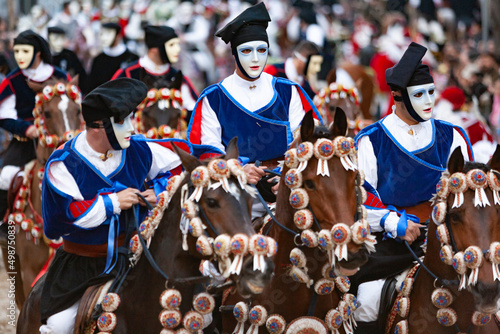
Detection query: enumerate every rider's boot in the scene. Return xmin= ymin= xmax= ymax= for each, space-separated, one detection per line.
xmin=0 ymin=189 xmax=9 ymax=247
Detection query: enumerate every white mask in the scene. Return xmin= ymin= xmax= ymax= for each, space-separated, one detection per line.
xmin=406 ymin=83 xmax=436 ymax=121
xmin=307 ymin=55 xmax=323 ymax=78
xmin=111 ymin=114 xmax=134 ymax=149
xmin=165 ymin=38 xmax=181 ymax=64
xmin=14 ymin=44 xmax=35 ymax=69
xmin=236 ymin=41 xmax=269 ymax=79
xmin=100 ymin=28 xmax=117 ymax=48
xmin=48 ymin=34 xmax=65 ymax=53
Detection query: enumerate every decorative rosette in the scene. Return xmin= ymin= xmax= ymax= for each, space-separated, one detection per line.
xmin=284 ymin=169 xmax=303 ymax=189
xmin=182 ymin=200 xmax=197 ymax=219
xmin=31 ymin=225 xmax=41 ymax=243
xmin=313 ymin=138 xmax=334 ymax=176
xmin=436 ymin=224 xmax=450 ymax=245
xmin=267 ymin=237 xmax=278 ymax=257
xmin=195 ymin=235 xmax=213 ymax=256
xmin=301 ymin=229 xmax=319 ymax=248
xmin=338 ymin=300 xmax=355 ymax=333
xmin=466 ymin=169 xmax=490 ymax=207
xmin=335 ymin=276 xmax=351 ymax=293
xmin=399 ymin=278 xmax=414 ymax=297
xmin=357 ymin=169 xmax=365 ymax=186
xmin=42 ymin=85 xmax=54 ymax=101
xmin=266 ymin=314 xmax=286 ymax=334
xmin=167 ymin=174 xmax=184 ymax=199
xmin=331 ymin=223 xmax=351 ymax=261
xmin=285 ymin=317 xmax=328 ymax=334
xmin=436 ymin=308 xmax=457 ymax=326
xmin=394 ymin=320 xmax=408 ymax=334
xmin=294 ymin=209 xmax=313 ymax=230
xmin=14 ymin=213 xmax=25 ymax=224
xmin=487 ymin=171 xmax=500 ymax=205
xmin=452 ymin=251 xmax=467 ymax=290
xmin=147 ymin=128 xmax=158 ymax=139
xmin=208 ymin=159 xmax=231 ymax=192
xmin=229 ymin=234 xmax=249 ymax=275
xmin=213 ymin=234 xmax=231 ymax=257
xmin=139 ymin=219 xmax=154 ymax=240
xmin=188 ymin=217 xmax=205 ymax=237
xmin=63 ymin=130 xmax=74 ymax=142
xmin=358 ymin=186 xmax=367 ymax=204
xmin=160 ymin=329 xmax=176 ymax=334
xmin=227 ymin=159 xmax=247 ymax=189
xmin=431 ymin=202 xmax=447 ymax=225
xmin=192 ymin=293 xmax=215 ymax=315
xmin=322 ymin=263 xmax=336 ymax=281
xmin=471 ymin=311 xmax=492 ymax=326
xmin=159 ymin=125 xmax=172 ymax=138
xmin=343 ymin=293 xmax=359 ymax=310
xmin=183 ymin=311 xmax=204 ymax=333
xmin=296 ymin=142 xmax=314 ymax=172
xmin=247 ymin=305 xmax=268 ymax=334
xmin=436 ymin=177 xmax=450 ymax=199
xmin=489 ymin=242 xmax=500 ymax=281
xmin=318 ymin=229 xmax=335 ymax=265
xmin=448 ymin=172 xmax=467 ymax=208
xmin=290 ymin=248 xmax=307 ymax=268
xmin=233 ymin=302 xmax=249 ymax=334
xmin=431 ymin=288 xmax=453 ymax=309
xmin=314 ymin=278 xmax=335 ymax=295
xmin=333 ymin=136 xmax=356 ymax=171
xmin=439 ymin=245 xmax=453 ymax=265
xmin=160 ymin=289 xmax=182 ymax=310
xmin=325 ymin=308 xmax=343 ymax=334
xmin=101 ymin=293 xmax=121 ymax=312
xmin=284 ymin=148 xmax=299 ymax=169
xmin=189 ymin=166 xmax=210 ymax=202
xmin=175 ymin=329 xmax=191 ymax=334
xmin=97 ymin=312 xmax=117 ymax=332
xmin=289 ymin=188 xmax=309 ymax=209
xmin=21 ymin=218 xmax=33 ymax=232
xmin=396 ymin=297 xmax=410 ymax=318
xmin=464 ymin=245 xmax=483 ymax=286
xmin=288 ymin=266 xmax=313 ymax=287
xmin=351 ymin=220 xmax=376 ymax=253
xmin=249 ymin=234 xmax=269 ymax=271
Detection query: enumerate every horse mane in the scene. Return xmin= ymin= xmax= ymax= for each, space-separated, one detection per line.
xmin=462 ymin=161 xmax=491 ymax=173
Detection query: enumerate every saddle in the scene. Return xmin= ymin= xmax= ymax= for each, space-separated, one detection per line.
xmin=74 ymin=280 xmax=113 ymax=334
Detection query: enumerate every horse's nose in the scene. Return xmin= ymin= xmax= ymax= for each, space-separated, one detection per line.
xmin=471 ymin=281 xmax=500 ymax=313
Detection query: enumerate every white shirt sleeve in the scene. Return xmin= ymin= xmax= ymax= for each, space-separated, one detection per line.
xmin=181 ymin=82 xmax=197 ymax=111
xmin=47 ymin=161 xmax=120 ymax=229
xmin=199 ymin=96 xmax=226 ymax=152
xmin=146 ymin=141 xmax=182 ymax=181
xmin=289 ymin=86 xmax=306 ymax=134
xmin=450 ymin=128 xmax=472 ymax=162
xmin=0 ymin=95 xmax=17 ymax=120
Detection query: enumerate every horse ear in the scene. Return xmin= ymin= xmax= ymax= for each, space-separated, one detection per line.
xmin=488 ymin=144 xmax=500 ymax=171
xmin=300 ymin=111 xmax=315 ymax=142
xmin=448 ymin=147 xmax=465 ymax=174
xmin=172 ymin=71 xmax=183 ymax=90
xmin=225 ymin=137 xmax=239 ymax=160
xmin=172 ymin=143 xmax=201 ymax=172
xmin=69 ymin=74 xmax=79 ymax=87
xmin=27 ymin=80 xmax=44 ymax=93
xmin=326 ymin=68 xmax=336 ymax=85
xmin=330 ymin=107 xmax=348 ymax=138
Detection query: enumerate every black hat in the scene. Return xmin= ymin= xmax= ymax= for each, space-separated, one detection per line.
xmin=385 ymin=42 xmax=433 ymax=90
xmin=144 ymin=25 xmax=178 ymax=49
xmin=102 ymin=22 xmax=121 ymax=34
xmin=215 ymin=2 xmax=271 ymax=49
xmin=82 ymin=78 xmax=147 ymax=124
xmin=47 ymin=26 xmax=66 ymax=35
xmin=14 ymin=30 xmax=52 ymax=65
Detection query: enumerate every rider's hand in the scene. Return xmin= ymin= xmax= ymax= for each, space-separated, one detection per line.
xmin=401 ymin=221 xmax=425 ymax=244
xmin=116 ymin=188 xmax=140 ymax=210
xmin=243 ymin=163 xmax=267 ymax=185
xmin=25 ymin=125 xmax=38 ymax=139
xmin=138 ymin=188 xmax=157 ymax=207
xmin=269 ymin=176 xmax=280 ymax=195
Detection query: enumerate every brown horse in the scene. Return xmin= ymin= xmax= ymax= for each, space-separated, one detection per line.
xmin=222 ymin=110 xmax=372 ymax=333
xmin=135 ymin=71 xmax=187 ymax=139
xmin=18 ymin=138 xmax=275 ymax=333
xmin=1 ymin=75 xmax=82 ymax=309
xmin=387 ymin=147 xmax=500 ymax=333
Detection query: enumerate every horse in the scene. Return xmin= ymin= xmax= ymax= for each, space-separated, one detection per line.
xmin=387 ymin=147 xmax=500 ymax=333
xmin=18 ymin=138 xmax=276 ymax=333
xmin=135 ymin=71 xmax=188 ymax=139
xmin=1 ymin=75 xmax=82 ymax=309
xmin=222 ymin=109 xmax=374 ymax=333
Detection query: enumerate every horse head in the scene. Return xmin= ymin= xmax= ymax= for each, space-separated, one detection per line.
xmin=173 ymin=138 xmax=275 ymax=299
xmin=27 ymin=75 xmax=82 ymax=162
xmin=137 ymin=71 xmax=186 ymax=139
xmin=438 ymin=146 xmax=500 ymax=314
xmin=278 ymin=109 xmax=371 ymax=276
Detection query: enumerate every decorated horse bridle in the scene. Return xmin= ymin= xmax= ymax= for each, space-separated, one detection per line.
xmin=393 ymin=168 xmax=500 ymax=333
xmin=95 ymin=158 xmax=277 ymax=333
xmin=134 ymin=87 xmax=187 ymax=139
xmin=33 ymin=82 xmax=83 ymax=148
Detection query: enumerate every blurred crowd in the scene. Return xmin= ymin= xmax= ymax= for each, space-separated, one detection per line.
xmin=0 ymin=0 xmax=499 ymax=160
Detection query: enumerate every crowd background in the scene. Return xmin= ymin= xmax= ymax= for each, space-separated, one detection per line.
xmin=0 ymin=0 xmax=498 ymax=160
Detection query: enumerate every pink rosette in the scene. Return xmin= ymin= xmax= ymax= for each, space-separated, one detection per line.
xmin=431 ymin=288 xmax=453 ymax=309
xmin=394 ymin=320 xmax=408 ymax=334
xmin=436 ymin=308 xmax=457 ymax=326
xmin=229 ymin=234 xmax=249 ymax=275
xmin=188 ymin=217 xmax=204 ymax=237
xmin=189 ymin=166 xmax=210 ymax=202
xmin=314 ymin=278 xmax=335 ymax=295
xmin=464 ymin=245 xmax=483 ymax=286
xmin=487 ymin=171 xmax=500 ymax=205
xmin=289 ymin=188 xmax=310 ymax=209
xmin=183 ymin=311 xmax=204 ymax=333
xmin=182 ymin=200 xmax=197 ymax=219
xmin=432 ymin=202 xmax=447 ymax=225
xmin=284 ymin=148 xmax=299 ymax=169
xmin=448 ymin=172 xmax=467 ymax=208
xmin=439 ymin=245 xmax=453 ymax=265
xmin=97 ymin=312 xmax=117 ymax=331
xmin=249 ymin=235 xmax=269 ymax=271
xmin=193 ymin=292 xmax=215 ymax=315
xmin=436 ymin=177 xmax=450 ymax=198
xmin=335 ymin=276 xmax=351 ymax=293
xmin=396 ymin=297 xmax=410 ymax=318
xmin=266 ymin=314 xmax=286 ymax=334
xmin=301 ymin=229 xmax=319 ymax=248
xmin=472 ymin=311 xmax=492 ymax=326
xmin=195 ymin=235 xmax=213 ymax=256
xmin=436 ymin=224 xmax=450 ymax=245
xmin=452 ymin=251 xmax=467 ymax=290
xmin=213 ymin=234 xmax=231 ymax=257
xmin=101 ymin=293 xmax=121 ymax=312
xmin=314 ymin=138 xmax=334 ymax=176
xmin=284 ymin=169 xmax=303 ymax=189
xmin=294 ymin=209 xmax=313 ymax=230
xmin=160 ymin=289 xmax=182 ymax=310
xmin=466 ymin=169 xmax=490 ymax=207
xmin=489 ymin=242 xmax=500 ymax=281
xmin=289 ymin=248 xmax=307 ymax=268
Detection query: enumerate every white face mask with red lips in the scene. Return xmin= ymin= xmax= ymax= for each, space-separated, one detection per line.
xmin=406 ymin=83 xmax=436 ymax=121
xmin=236 ymin=41 xmax=269 ymax=79
xmin=110 ymin=114 xmax=134 ymax=149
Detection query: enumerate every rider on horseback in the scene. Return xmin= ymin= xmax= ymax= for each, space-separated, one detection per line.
xmin=352 ymin=42 xmax=474 ymax=333
xmin=39 ymin=78 xmax=183 ymax=334
xmin=0 ymin=30 xmax=69 ymax=242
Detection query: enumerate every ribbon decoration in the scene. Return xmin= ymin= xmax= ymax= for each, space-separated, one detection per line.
xmin=487 ymin=171 xmax=500 ymax=205
xmin=229 ymin=234 xmax=249 ymax=275
xmin=314 ymin=138 xmax=335 ymax=176
xmin=449 ymin=172 xmax=467 ymax=208
xmin=296 ymin=142 xmax=314 ymax=173
xmin=189 ymin=166 xmax=210 ymax=202
xmin=246 ymin=305 xmax=267 ymax=334
xmin=466 ymin=169 xmax=490 ymax=207
xmin=490 ymin=242 xmax=500 ymax=282
xmin=208 ymin=159 xmax=231 ymax=192
xmin=333 ymin=136 xmax=357 ymax=172
xmin=249 ymin=235 xmax=268 ymax=272
xmin=233 ymin=302 xmax=249 ymax=334
xmin=464 ymin=246 xmax=483 ymax=286
xmin=331 ymin=223 xmax=351 ymax=261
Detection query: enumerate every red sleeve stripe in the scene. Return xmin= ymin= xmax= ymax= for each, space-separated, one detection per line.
xmin=188 ymin=100 xmax=204 ymax=144
xmin=69 ymin=198 xmax=97 ymax=218
xmin=169 ymin=165 xmax=183 ymax=176
xmin=454 ymin=126 xmax=474 ymax=161
xmin=364 ymin=192 xmax=386 ymax=209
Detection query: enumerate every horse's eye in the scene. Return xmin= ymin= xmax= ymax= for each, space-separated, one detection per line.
xmin=205 ymin=198 xmax=219 ymax=208
xmin=448 ymin=211 xmax=462 ymax=224
xmin=304 ymin=180 xmax=315 ymax=190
